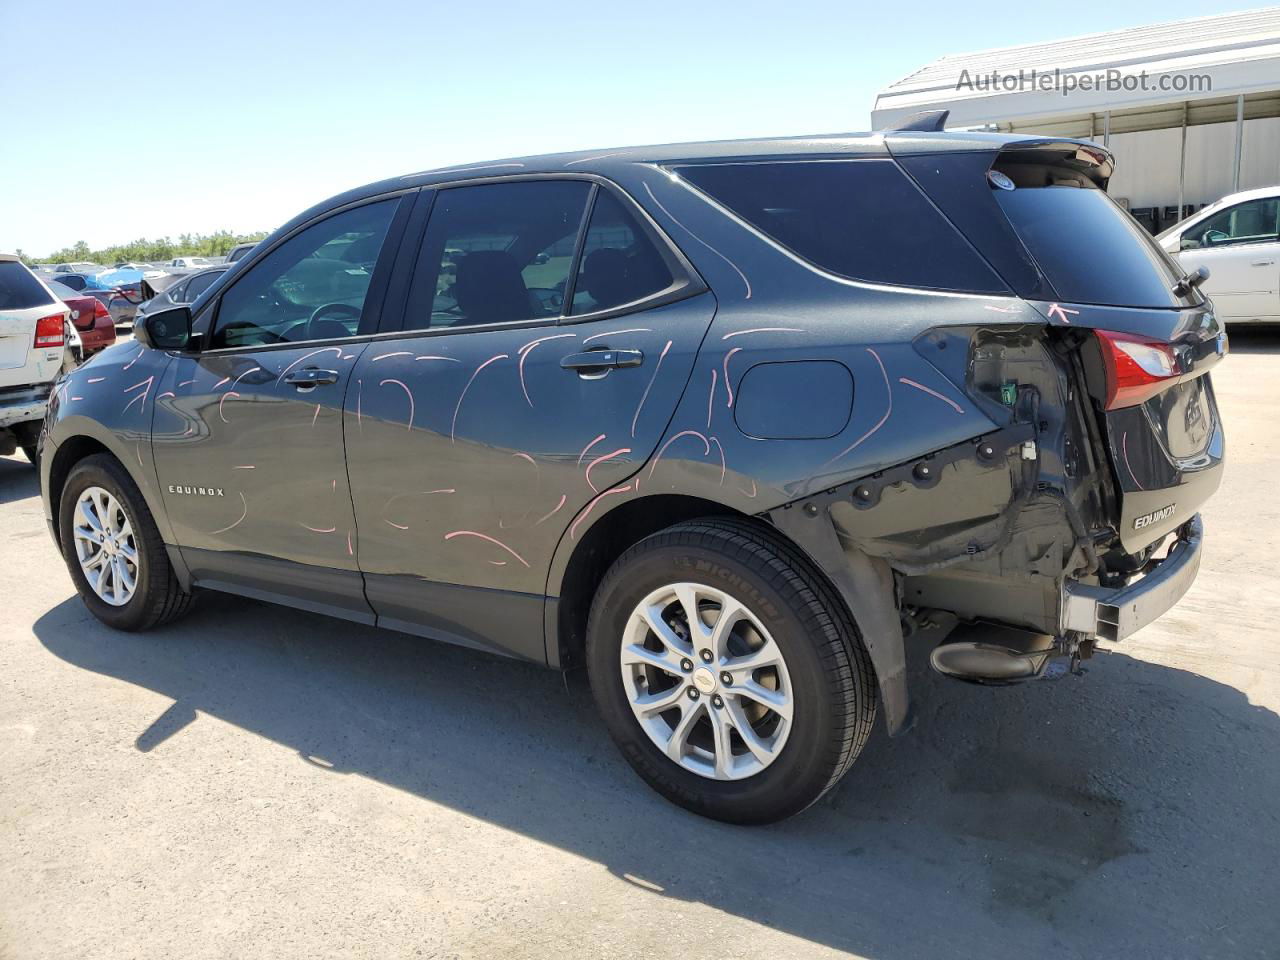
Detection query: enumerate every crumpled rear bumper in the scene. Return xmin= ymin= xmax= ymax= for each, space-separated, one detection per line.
xmin=1062 ymin=515 xmax=1203 ymax=642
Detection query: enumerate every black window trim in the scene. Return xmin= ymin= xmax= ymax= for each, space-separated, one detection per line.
xmin=190 ymin=190 xmax=416 ymax=356
xmin=377 ymin=172 xmax=708 ymax=341
xmin=663 ymin=157 xmax=1017 ymax=302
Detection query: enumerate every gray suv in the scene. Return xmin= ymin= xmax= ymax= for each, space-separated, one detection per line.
xmin=39 ymin=123 xmax=1225 ymax=823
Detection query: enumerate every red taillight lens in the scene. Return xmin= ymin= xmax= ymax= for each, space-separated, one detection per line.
xmin=93 ymin=299 xmax=111 ymax=320
xmin=1096 ymin=329 xmax=1182 ymax=409
xmin=34 ymin=314 xmax=66 ymax=348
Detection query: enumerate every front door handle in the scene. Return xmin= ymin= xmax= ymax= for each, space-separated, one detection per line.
xmin=284 ymin=368 xmax=340 ymax=387
xmin=1251 ymin=259 xmax=1276 ymax=266
xmin=560 ymin=349 xmax=644 ymax=372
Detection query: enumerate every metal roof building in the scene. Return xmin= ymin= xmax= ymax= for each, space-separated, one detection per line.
xmin=872 ymin=7 xmax=1280 ymax=231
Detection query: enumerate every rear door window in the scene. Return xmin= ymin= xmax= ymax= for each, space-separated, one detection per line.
xmin=673 ymin=159 xmax=1008 ymax=294
xmin=404 ymin=180 xmax=591 ymax=330
xmin=0 ymin=262 xmax=56 ymax=309
xmin=570 ymin=189 xmax=676 ymax=314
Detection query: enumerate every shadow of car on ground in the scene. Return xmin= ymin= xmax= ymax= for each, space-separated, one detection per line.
xmin=33 ymin=591 xmax=1280 ymax=959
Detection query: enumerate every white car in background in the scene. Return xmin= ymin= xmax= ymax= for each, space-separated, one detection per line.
xmin=1159 ymin=186 xmax=1280 ymax=323
xmin=168 ymin=256 xmax=213 ymax=269
xmin=0 ymin=255 xmax=70 ymax=466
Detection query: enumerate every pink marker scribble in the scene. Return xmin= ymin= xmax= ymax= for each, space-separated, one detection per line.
xmin=1046 ymin=303 xmax=1080 ymax=324
xmin=825 ymin=347 xmax=892 ymax=466
xmin=178 ymin=379 xmax=196 ymax=388
xmin=444 ymin=531 xmax=530 ymax=568
xmin=452 ymin=354 xmax=508 ymax=442
xmin=720 ymin=327 xmax=803 ymax=340
xmin=582 ymin=327 xmax=652 ymax=345
xmin=347 ymin=531 xmax=354 ymax=556
xmin=371 ymin=351 xmax=413 ymax=362
xmin=212 ymin=376 xmax=231 ymax=389
xmin=489 ymin=560 xmax=508 ymax=566
xmin=218 ymin=392 xmax=239 ymax=424
xmin=722 ymin=348 xmax=743 ymax=407
xmin=571 ymin=483 xmax=633 ymax=540
xmin=122 ymin=376 xmax=154 ymax=415
xmin=300 ymin=523 xmax=337 ymax=534
xmin=356 ymin=379 xmax=363 ymax=430
xmin=898 ymin=377 xmax=964 ymax=414
xmin=984 ymin=304 xmax=1020 ymax=315
xmin=135 ymin=442 xmax=144 ymax=468
xmin=648 ymin=430 xmax=710 ymax=478
xmin=585 ymin=447 xmax=631 ymax=493
xmin=535 ymin=494 xmax=567 ymax=526
xmin=384 ymin=519 xmax=410 ymax=531
xmin=379 ymin=378 xmax=416 ymax=431
xmin=414 ymin=355 xmax=460 ymax=363
xmin=209 ymin=492 xmax=248 ymax=535
xmin=233 ymin=465 xmax=255 ymax=470
xmin=706 ymin=368 xmax=717 ymax=428
xmin=631 ymin=340 xmax=672 ymax=438
xmin=517 ymin=333 xmax=576 ymax=407
xmin=122 ymin=345 xmax=144 ymax=371
xmin=311 ymin=403 xmax=321 ymax=427
xmin=709 ymin=436 xmax=726 ymax=486
xmin=1122 ymin=431 xmax=1145 ymax=490
xmin=157 ymin=391 xmax=175 ymax=401
xmin=642 ymin=183 xmax=751 ymax=300
xmin=738 ymin=478 xmax=758 ymax=498
xmin=275 ymin=346 xmax=344 ymax=386
xmin=578 ymin=433 xmax=607 ymax=467
xmin=87 ymin=377 xmax=106 ymax=384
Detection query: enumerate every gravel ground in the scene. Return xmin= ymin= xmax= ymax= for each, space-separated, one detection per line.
xmin=2 ymin=331 xmax=1278 ymax=960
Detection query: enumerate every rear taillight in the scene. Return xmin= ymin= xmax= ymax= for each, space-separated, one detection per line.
xmin=1096 ymin=329 xmax=1182 ymax=409
xmin=93 ymin=299 xmax=111 ymax=320
xmin=34 ymin=314 xmax=66 ymax=348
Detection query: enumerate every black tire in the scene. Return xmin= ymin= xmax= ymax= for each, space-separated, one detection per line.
xmin=587 ymin=517 xmax=878 ymax=824
xmin=21 ymin=443 xmax=39 ymax=468
xmin=58 ymin=453 xmax=194 ymax=631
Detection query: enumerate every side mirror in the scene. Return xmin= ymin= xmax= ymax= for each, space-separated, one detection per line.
xmin=136 ymin=306 xmax=193 ymax=350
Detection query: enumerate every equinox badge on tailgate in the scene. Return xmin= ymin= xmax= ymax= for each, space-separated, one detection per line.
xmin=1135 ymin=503 xmax=1176 ymax=529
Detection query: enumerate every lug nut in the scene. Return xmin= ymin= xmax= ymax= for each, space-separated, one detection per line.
xmin=700 ymin=649 xmax=713 ymax=663
xmin=720 ymin=672 xmax=733 ymax=685
xmin=712 ymin=695 xmax=723 ymax=708
xmin=680 ymin=658 xmax=693 ymax=673
xmin=687 ymin=688 xmax=700 ymax=701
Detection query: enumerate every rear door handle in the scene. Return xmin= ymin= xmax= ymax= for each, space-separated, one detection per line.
xmin=1251 ymin=259 xmax=1276 ymax=266
xmin=284 ymin=368 xmax=340 ymax=388
xmin=560 ymin=349 xmax=644 ymax=371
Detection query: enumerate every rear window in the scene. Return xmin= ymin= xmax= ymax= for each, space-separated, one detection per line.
xmin=992 ymin=174 xmax=1187 ymax=308
xmin=672 ymin=159 xmax=1008 ymax=294
xmin=0 ymin=261 xmax=55 ymax=310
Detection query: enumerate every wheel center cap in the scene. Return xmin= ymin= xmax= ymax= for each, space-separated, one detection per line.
xmin=692 ymin=667 xmax=717 ymax=695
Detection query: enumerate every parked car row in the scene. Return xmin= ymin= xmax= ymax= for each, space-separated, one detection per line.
xmin=0 ymin=255 xmax=81 ymax=465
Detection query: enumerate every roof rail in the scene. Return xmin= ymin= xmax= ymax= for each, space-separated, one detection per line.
xmin=889 ymin=109 xmax=950 ymax=132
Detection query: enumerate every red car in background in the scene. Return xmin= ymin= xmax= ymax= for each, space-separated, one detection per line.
xmin=45 ymin=279 xmax=117 ymax=355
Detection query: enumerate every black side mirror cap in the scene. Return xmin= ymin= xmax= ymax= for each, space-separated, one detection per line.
xmin=136 ymin=306 xmax=193 ymax=350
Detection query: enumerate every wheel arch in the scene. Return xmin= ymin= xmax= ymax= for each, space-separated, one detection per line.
xmin=45 ymin=418 xmax=174 ymax=553
xmin=545 ymin=493 xmax=743 ymax=669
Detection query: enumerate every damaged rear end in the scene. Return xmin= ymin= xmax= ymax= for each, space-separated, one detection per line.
xmin=836 ymin=136 xmax=1225 ymax=684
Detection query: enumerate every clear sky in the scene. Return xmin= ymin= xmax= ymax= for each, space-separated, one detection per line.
xmin=0 ymin=0 xmax=1229 ymax=256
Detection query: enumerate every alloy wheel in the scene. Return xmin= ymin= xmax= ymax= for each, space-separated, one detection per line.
xmin=620 ymin=582 xmax=794 ymax=780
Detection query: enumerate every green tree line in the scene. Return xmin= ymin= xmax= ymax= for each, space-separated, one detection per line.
xmin=18 ymin=230 xmax=270 ymax=267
